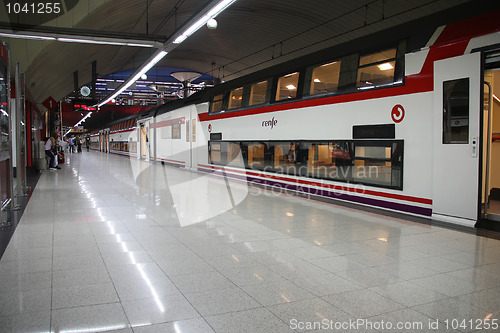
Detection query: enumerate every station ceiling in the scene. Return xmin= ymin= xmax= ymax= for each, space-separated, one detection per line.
xmin=0 ymin=0 xmax=497 ymax=109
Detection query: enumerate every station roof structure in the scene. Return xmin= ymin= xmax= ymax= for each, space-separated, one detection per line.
xmin=0 ymin=0 xmax=498 ymax=128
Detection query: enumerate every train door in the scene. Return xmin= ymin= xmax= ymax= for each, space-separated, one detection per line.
xmin=99 ymin=130 xmax=104 ymax=152
xmin=432 ymin=52 xmax=481 ymax=227
xmin=185 ymin=107 xmax=194 ymax=169
xmin=482 ymin=61 xmax=500 ymax=222
xmin=139 ymin=122 xmax=147 ymax=160
xmin=105 ymin=130 xmax=110 ymax=153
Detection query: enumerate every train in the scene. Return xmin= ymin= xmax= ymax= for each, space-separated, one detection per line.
xmin=91 ymin=10 xmax=500 ymax=229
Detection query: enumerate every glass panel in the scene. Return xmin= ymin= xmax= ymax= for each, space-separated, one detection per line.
xmin=353 ymin=159 xmax=392 ymax=186
xmin=223 ymin=142 xmax=243 ymax=166
xmin=210 ymin=94 xmax=224 ymax=113
xmin=249 ymin=81 xmax=268 ymax=106
xmin=443 ymin=78 xmax=469 ymax=144
xmin=210 ymin=142 xmax=222 ymax=164
xmin=359 ymin=48 xmax=397 ymax=66
xmin=172 ymin=120 xmax=181 ymax=139
xmin=354 ymin=146 xmax=391 ymax=159
xmin=276 ymin=72 xmax=299 ymax=101
xmin=192 ymin=119 xmax=196 ymax=142
xmin=228 ymin=87 xmax=243 ymax=109
xmin=246 ymin=142 xmax=267 ymax=170
xmin=391 ymin=142 xmax=403 ymax=188
xmin=309 ymin=61 xmax=341 ymax=95
xmin=271 ymin=142 xmax=298 ymax=174
xmin=357 ymin=48 xmax=397 ymax=89
xmin=308 ymin=142 xmax=353 ymax=180
xmin=357 ymin=60 xmax=395 ymax=88
xmin=353 ymin=143 xmax=395 ymax=187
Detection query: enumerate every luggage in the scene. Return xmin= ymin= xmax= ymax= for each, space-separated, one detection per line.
xmin=58 ymin=151 xmax=65 ymax=163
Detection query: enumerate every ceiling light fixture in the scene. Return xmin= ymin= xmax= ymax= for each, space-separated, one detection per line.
xmin=378 ymin=62 xmax=394 ymax=71
xmin=173 ymin=0 xmax=237 ymax=44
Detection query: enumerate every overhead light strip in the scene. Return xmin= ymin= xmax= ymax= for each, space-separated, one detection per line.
xmin=0 ymin=31 xmax=159 ymax=47
xmin=0 ymin=32 xmax=55 ymax=40
xmin=173 ymin=0 xmax=237 ymax=44
xmin=58 ymin=37 xmax=127 ymax=46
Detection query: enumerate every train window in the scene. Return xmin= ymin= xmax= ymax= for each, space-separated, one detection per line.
xmin=357 ymin=48 xmax=397 ymax=89
xmin=308 ymin=142 xmax=353 ymax=181
xmin=209 ymin=142 xmax=242 ymax=166
xmin=228 ymin=87 xmax=244 ymax=109
xmin=210 ymin=140 xmax=402 ymax=190
xmin=353 ymin=141 xmax=402 ymax=188
xmin=276 ymin=72 xmax=299 ymax=101
xmin=226 ymin=142 xmax=243 ymax=166
xmin=209 ymin=142 xmax=222 ymax=164
xmin=244 ymin=142 xmax=268 ymax=170
xmin=249 ymin=80 xmax=268 ymax=106
xmin=172 ymin=120 xmax=181 ymax=139
xmin=443 ymin=78 xmax=469 ymax=144
xmin=305 ymin=61 xmax=341 ymax=96
xmin=192 ymin=119 xmax=196 ymax=142
xmin=270 ymin=142 xmax=298 ymax=173
xmin=210 ymin=94 xmax=225 ymax=113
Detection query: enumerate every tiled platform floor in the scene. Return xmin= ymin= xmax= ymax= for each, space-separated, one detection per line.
xmin=1 ymin=151 xmax=499 ymax=332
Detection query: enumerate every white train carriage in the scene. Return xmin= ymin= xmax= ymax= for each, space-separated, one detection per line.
xmin=108 ymin=118 xmax=138 ymax=157
xmin=89 ymin=131 xmax=100 ymax=151
xmin=107 ymin=10 xmax=500 ymax=229
xmin=150 ymin=102 xmax=207 ymax=169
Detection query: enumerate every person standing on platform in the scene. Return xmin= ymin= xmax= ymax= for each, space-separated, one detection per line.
xmin=76 ymin=136 xmax=82 ymax=153
xmin=86 ymin=135 xmax=90 ymax=152
xmin=44 ymin=134 xmax=60 ymax=170
xmin=68 ymin=135 xmax=74 ymax=153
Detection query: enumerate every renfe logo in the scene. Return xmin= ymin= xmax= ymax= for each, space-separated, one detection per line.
xmin=262 ymin=117 xmax=277 ymax=129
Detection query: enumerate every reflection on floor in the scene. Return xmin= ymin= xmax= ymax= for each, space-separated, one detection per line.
xmin=1 ymin=151 xmax=500 ymax=332
xmin=0 ymin=168 xmax=39 ymax=259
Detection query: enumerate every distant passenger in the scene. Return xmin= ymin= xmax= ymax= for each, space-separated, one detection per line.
xmin=86 ymin=136 xmax=90 ymax=151
xmin=76 ymin=136 xmax=82 ymax=153
xmin=68 ymin=135 xmax=75 ymax=153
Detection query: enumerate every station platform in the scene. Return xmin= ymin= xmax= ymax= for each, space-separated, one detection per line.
xmin=1 ymin=151 xmax=500 ymax=332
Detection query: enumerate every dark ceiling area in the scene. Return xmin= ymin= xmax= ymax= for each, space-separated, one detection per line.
xmin=0 ymin=0 xmax=498 ymax=130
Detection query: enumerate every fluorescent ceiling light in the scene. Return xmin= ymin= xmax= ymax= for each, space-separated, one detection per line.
xmin=0 ymin=31 xmax=158 ymax=47
xmin=127 ymin=43 xmax=154 ymax=48
xmin=173 ymin=0 xmax=237 ymax=44
xmin=378 ymin=62 xmax=393 ymax=71
xmin=58 ymin=37 xmax=126 ymax=46
xmin=314 ymin=79 xmax=321 ymax=83
xmin=0 ymin=32 xmax=55 ymax=40
xmin=286 ymin=85 xmax=296 ymax=90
